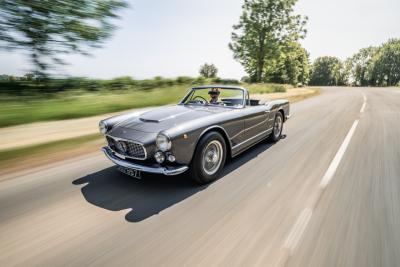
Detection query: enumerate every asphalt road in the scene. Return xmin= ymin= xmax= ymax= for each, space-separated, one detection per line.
xmin=1 ymin=87 xmax=399 ymax=267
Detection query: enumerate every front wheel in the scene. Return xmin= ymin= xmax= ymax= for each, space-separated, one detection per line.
xmin=268 ymin=112 xmax=283 ymax=142
xmin=190 ymin=132 xmax=227 ymax=184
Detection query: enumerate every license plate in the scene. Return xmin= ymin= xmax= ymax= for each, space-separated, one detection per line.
xmin=117 ymin=166 xmax=142 ymax=179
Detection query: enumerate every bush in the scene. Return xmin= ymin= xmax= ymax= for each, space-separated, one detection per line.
xmin=107 ymin=76 xmax=135 ymax=90
xmin=176 ymin=76 xmax=195 ymax=84
xmin=192 ymin=76 xmax=206 ymax=85
xmin=241 ymin=76 xmax=251 ymax=83
xmin=246 ymin=83 xmax=288 ymax=94
xmin=270 ymin=84 xmax=287 ymax=92
xmin=212 ymin=78 xmax=240 ymax=85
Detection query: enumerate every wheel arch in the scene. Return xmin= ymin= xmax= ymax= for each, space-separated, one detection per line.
xmin=278 ymin=109 xmax=285 ymax=122
xmin=196 ymin=126 xmax=232 ymax=159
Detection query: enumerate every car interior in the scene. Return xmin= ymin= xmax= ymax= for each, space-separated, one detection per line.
xmin=221 ymin=98 xmax=263 ymax=106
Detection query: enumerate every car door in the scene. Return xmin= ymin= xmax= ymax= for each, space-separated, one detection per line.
xmin=243 ymin=105 xmax=270 ymax=144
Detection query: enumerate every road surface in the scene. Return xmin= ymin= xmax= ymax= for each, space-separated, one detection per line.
xmin=1 ymin=87 xmax=399 ymax=267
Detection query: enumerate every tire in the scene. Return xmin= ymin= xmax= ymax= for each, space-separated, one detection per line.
xmin=190 ymin=132 xmax=227 ymax=184
xmin=268 ymin=112 xmax=284 ymax=142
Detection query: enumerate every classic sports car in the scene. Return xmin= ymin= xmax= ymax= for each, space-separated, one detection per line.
xmin=99 ymin=86 xmax=290 ymax=183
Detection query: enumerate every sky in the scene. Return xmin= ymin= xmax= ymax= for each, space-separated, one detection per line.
xmin=0 ymin=0 xmax=399 ymax=79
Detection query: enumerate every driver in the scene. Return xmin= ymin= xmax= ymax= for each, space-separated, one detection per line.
xmin=208 ymin=88 xmax=220 ymax=104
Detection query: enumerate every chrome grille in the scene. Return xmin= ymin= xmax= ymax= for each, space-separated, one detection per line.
xmin=106 ymin=136 xmax=146 ymax=160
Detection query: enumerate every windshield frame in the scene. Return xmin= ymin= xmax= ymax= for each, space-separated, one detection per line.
xmin=179 ymin=86 xmax=247 ymax=109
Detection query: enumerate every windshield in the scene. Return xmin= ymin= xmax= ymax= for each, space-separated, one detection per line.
xmin=181 ymin=88 xmax=245 ymax=108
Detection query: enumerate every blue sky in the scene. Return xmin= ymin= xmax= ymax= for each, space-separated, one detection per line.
xmin=1 ymin=0 xmax=399 ymax=79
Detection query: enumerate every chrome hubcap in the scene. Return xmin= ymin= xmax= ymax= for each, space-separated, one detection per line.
xmin=274 ymin=116 xmax=283 ymax=138
xmin=202 ymin=140 xmax=223 ymax=175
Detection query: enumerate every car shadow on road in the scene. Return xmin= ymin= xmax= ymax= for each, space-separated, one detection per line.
xmin=73 ymin=140 xmax=277 ymax=223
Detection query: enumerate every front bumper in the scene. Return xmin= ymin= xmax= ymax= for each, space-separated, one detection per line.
xmin=102 ymin=147 xmax=189 ymax=176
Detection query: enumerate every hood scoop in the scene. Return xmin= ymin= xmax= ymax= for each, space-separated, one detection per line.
xmin=139 ymin=118 xmax=159 ymax=123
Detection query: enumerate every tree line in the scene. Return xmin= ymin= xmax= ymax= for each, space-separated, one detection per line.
xmin=0 ymin=0 xmax=399 ymax=88
xmin=310 ymin=39 xmax=400 ymax=87
xmin=230 ymin=0 xmax=400 ymax=87
xmin=0 ymin=75 xmax=240 ymax=95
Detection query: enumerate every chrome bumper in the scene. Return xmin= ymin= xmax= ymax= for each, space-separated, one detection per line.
xmin=102 ymin=147 xmax=189 ymax=176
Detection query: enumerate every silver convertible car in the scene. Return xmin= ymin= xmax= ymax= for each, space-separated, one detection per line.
xmin=99 ymin=86 xmax=290 ymax=183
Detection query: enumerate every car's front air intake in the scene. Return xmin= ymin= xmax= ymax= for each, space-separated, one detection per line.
xmin=106 ymin=136 xmax=147 ymax=160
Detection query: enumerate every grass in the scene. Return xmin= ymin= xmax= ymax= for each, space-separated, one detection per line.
xmin=0 ymin=133 xmax=102 ymax=163
xmin=0 ymin=83 xmax=289 ymax=128
xmin=245 ymin=83 xmax=292 ymax=94
xmin=0 ymin=133 xmax=105 ymax=178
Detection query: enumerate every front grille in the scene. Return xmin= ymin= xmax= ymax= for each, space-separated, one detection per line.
xmin=106 ymin=136 xmax=146 ymax=160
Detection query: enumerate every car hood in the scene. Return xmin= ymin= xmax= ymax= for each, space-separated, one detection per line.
xmin=111 ymin=105 xmax=229 ymax=134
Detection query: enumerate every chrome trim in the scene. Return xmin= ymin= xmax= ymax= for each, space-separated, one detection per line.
xmin=106 ymin=135 xmax=147 ymax=160
xmin=232 ymin=128 xmax=272 ymax=150
xmin=246 ymin=117 xmax=269 ymax=131
xmin=231 ymin=117 xmax=270 ymax=141
xmin=99 ymin=120 xmax=108 ymax=135
xmin=102 ymin=147 xmax=189 ymax=176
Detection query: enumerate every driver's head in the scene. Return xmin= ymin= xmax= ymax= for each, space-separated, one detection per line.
xmin=208 ymin=88 xmax=220 ymax=103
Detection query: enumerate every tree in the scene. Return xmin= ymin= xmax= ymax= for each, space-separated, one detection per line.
xmin=269 ymin=41 xmax=310 ymax=85
xmin=229 ymin=0 xmax=307 ymax=83
xmin=310 ymin=56 xmax=345 ymax=86
xmin=369 ymin=39 xmax=400 ymax=86
xmin=345 ymin=46 xmax=377 ymax=86
xmin=199 ymin=63 xmax=218 ymax=78
xmin=23 ymin=73 xmax=35 ymax=81
xmin=0 ymin=0 xmax=127 ymax=76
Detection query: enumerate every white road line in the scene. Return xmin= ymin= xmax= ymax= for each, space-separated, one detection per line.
xmin=282 ymin=120 xmax=360 ymax=257
xmin=283 ymin=208 xmax=313 ymax=251
xmin=360 ymin=92 xmax=367 ymax=113
xmin=360 ymin=102 xmax=366 ymax=113
xmin=280 ymin=92 xmax=365 ymax=261
xmin=320 ymin=120 xmax=360 ymax=189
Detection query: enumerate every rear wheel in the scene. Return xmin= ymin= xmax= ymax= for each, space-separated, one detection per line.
xmin=190 ymin=132 xmax=227 ymax=184
xmin=268 ymin=112 xmax=283 ymax=142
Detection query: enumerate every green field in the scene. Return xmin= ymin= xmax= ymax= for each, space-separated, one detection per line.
xmin=0 ymin=83 xmax=289 ymax=128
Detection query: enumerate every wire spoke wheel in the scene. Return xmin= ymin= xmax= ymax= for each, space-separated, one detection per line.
xmin=273 ymin=115 xmax=283 ymax=139
xmin=202 ymin=140 xmax=223 ymax=176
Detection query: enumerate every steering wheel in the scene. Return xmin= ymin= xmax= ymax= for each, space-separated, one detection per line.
xmin=192 ymin=96 xmax=208 ymax=104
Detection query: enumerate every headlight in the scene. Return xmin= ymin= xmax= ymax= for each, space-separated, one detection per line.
xmin=156 ymin=133 xmax=171 ymax=152
xmin=99 ymin=121 xmax=108 ymax=135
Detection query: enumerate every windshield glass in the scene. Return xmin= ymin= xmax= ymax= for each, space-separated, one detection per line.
xmin=181 ymin=88 xmax=245 ymax=108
